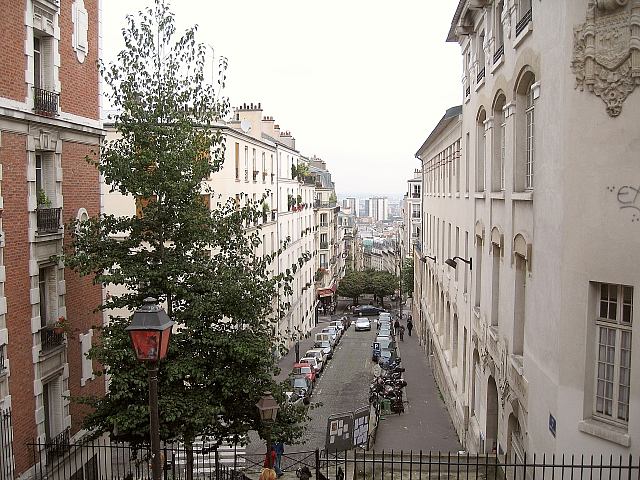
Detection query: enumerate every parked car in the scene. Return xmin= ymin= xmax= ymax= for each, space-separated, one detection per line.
xmin=321 ymin=326 xmax=340 ymax=343
xmin=315 ymin=332 xmax=335 ymax=348
xmin=286 ymin=376 xmax=312 ymax=405
xmin=329 ymin=320 xmax=345 ymax=334
xmin=379 ymin=326 xmax=392 ymax=337
xmin=293 ymin=362 xmax=317 ymax=385
xmin=353 ymin=305 xmax=385 ymax=317
xmin=300 ymin=356 xmax=322 ymax=376
xmin=355 ymin=318 xmax=372 ymax=331
xmin=305 ymin=348 xmax=327 ymax=367
xmin=379 ymin=312 xmax=392 ymax=322
xmin=314 ymin=339 xmax=333 ymax=359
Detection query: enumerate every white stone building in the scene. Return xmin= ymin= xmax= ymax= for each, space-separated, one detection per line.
xmin=402 ymin=169 xmax=423 ymax=260
xmin=414 ymin=0 xmax=639 ymax=458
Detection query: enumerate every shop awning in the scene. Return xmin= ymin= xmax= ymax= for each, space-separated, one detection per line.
xmin=317 ymin=284 xmax=337 ymax=297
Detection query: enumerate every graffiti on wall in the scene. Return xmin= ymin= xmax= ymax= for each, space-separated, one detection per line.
xmin=607 ymin=185 xmax=640 ymax=222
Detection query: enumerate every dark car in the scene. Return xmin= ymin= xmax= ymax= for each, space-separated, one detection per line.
xmin=353 ymin=305 xmax=386 ymax=317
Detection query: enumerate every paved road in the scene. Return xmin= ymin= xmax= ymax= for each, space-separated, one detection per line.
xmin=297 ymin=323 xmax=377 ymax=449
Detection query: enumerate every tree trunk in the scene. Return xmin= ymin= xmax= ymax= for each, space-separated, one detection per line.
xmin=186 ymin=441 xmax=194 ymax=480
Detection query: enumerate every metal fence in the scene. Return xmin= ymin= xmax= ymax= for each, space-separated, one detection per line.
xmin=24 ymin=439 xmax=639 ymax=480
xmin=0 ymin=409 xmax=14 ymax=480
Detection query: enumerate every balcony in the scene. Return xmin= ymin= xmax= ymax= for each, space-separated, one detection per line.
xmin=493 ymin=44 xmax=504 ymax=64
xmin=314 ymin=199 xmax=337 ymax=208
xmin=271 ymin=211 xmax=277 ymax=221
xmin=319 ymin=223 xmax=328 ymax=228
xmin=37 ymin=207 xmax=62 ymax=234
xmin=253 ymin=170 xmax=259 ymax=182
xmin=319 ymin=263 xmax=328 ymax=270
xmin=411 ymin=192 xmax=421 ymax=199
xmin=0 ymin=344 xmax=5 ymax=374
xmin=411 ymin=212 xmax=421 ymax=219
xmin=41 ymin=325 xmax=65 ymax=353
xmin=477 ymin=67 xmax=486 ymax=83
xmin=465 ymin=85 xmax=470 ymax=97
xmin=33 ymin=87 xmax=59 ymax=116
xmin=45 ymin=427 xmax=71 ymax=463
xmin=244 ymin=169 xmax=249 ymax=182
xmin=516 ymin=8 xmax=532 ymax=37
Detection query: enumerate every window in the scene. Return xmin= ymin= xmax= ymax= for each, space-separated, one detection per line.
xmin=39 ymin=266 xmax=58 ymax=327
xmin=32 ymin=28 xmax=58 ymax=114
xmin=516 ymin=0 xmax=533 ymax=36
xmin=474 ymin=237 xmax=482 ymax=307
xmin=43 ymin=376 xmax=64 ymax=441
xmin=494 ymin=2 xmax=505 ymax=63
xmin=465 ymin=133 xmax=470 ymax=193
xmin=477 ymin=32 xmax=486 ymax=83
xmin=34 ymin=36 xmax=42 ymax=90
xmin=262 ymin=152 xmax=266 ymax=182
xmin=244 ymin=146 xmax=249 ymax=182
xmin=476 ymin=110 xmax=486 ymax=192
xmin=411 ymin=204 xmax=421 ymax=219
xmin=234 ymin=143 xmax=240 ymax=180
xmin=252 ymin=149 xmax=257 ymax=181
xmin=491 ymin=243 xmax=501 ymax=326
xmin=594 ymin=283 xmax=633 ymax=425
xmin=515 ymin=72 xmax=536 ymax=192
xmin=513 ymin=254 xmax=526 ymax=355
xmin=492 ymin=94 xmax=506 ymax=192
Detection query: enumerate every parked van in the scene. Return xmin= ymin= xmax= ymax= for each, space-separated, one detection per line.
xmin=315 ymin=332 xmax=334 ymax=347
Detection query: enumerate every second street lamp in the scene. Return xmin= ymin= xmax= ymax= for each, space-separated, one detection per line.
xmin=256 ymin=392 xmax=280 ymax=469
xmin=125 ymin=297 xmax=174 ymax=480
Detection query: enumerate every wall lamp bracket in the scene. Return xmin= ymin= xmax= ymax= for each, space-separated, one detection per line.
xmin=445 ymin=256 xmax=472 ymax=270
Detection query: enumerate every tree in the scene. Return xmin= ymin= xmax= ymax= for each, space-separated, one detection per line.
xmin=336 ymin=270 xmax=367 ymax=304
xmin=402 ymin=258 xmax=414 ymax=297
xmin=368 ymin=271 xmax=397 ymax=307
xmin=66 ymin=1 xmax=307 ymax=475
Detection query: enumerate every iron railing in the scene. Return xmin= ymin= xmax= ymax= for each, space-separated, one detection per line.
xmin=0 ymin=409 xmax=14 ymax=480
xmin=45 ymin=427 xmax=71 ymax=463
xmin=314 ymin=200 xmax=337 ymax=208
xmin=40 ymin=325 xmax=65 ymax=352
xmin=477 ymin=67 xmax=486 ymax=83
xmin=320 ymin=242 xmax=329 ymax=249
xmin=411 ymin=193 xmax=421 ymax=198
xmin=493 ymin=44 xmax=504 ymax=64
xmin=465 ymin=85 xmax=471 ymax=97
xmin=24 ymin=440 xmax=640 ymax=480
xmin=0 ymin=345 xmax=5 ymax=374
xmin=516 ymin=8 xmax=532 ymax=36
xmin=36 ymin=207 xmax=61 ymax=234
xmin=33 ymin=87 xmax=59 ymax=115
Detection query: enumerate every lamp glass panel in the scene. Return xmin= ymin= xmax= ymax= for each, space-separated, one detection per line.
xmin=159 ymin=328 xmax=172 ymax=360
xmin=129 ymin=330 xmax=161 ymax=361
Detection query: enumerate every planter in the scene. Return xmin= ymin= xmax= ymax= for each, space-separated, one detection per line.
xmin=53 ymin=326 xmax=65 ymax=335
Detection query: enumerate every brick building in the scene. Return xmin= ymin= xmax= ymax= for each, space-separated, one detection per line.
xmin=0 ymin=0 xmax=104 ymax=477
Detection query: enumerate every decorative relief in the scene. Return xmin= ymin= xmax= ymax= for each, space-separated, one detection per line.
xmin=571 ymin=0 xmax=640 ymax=116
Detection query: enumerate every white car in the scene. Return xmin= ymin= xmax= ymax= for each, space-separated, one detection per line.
xmin=379 ymin=312 xmax=392 ymax=322
xmin=329 ymin=320 xmax=344 ymax=333
xmin=355 ymin=318 xmax=371 ymax=331
xmin=321 ymin=326 xmax=339 ymax=344
xmin=305 ymin=348 xmax=327 ymax=367
xmin=300 ymin=356 xmax=322 ymax=375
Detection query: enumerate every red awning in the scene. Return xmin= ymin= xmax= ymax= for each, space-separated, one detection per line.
xmin=317 ymin=284 xmax=337 ymax=297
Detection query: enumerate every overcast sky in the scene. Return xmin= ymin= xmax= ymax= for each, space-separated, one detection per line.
xmin=101 ymin=1 xmax=462 ymax=197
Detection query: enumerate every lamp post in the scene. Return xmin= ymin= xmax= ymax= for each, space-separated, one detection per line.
xmin=445 ymin=256 xmax=473 ymax=270
xmin=256 ymin=392 xmax=280 ymax=469
xmin=125 ymin=297 xmax=174 ymax=480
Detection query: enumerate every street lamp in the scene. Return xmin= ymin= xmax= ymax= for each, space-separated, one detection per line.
xmin=125 ymin=297 xmax=174 ymax=480
xmin=445 ymin=256 xmax=473 ymax=270
xmin=421 ymin=255 xmax=436 ymax=263
xmin=256 ymin=392 xmax=280 ymax=469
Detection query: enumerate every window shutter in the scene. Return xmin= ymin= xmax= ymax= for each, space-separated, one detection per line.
xmin=80 ymin=329 xmax=93 ymax=386
xmin=44 ymin=155 xmax=56 ymax=205
xmin=41 ymin=37 xmax=54 ymax=91
xmin=76 ymin=7 xmax=88 ymax=52
xmin=46 ymin=268 xmax=58 ymax=323
xmin=50 ymin=377 xmax=64 ymax=436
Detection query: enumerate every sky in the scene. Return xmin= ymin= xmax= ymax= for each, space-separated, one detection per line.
xmin=101 ymin=1 xmax=462 ymax=197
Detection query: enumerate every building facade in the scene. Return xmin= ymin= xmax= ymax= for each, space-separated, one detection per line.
xmin=0 ymin=0 xmax=105 ymax=476
xmin=415 ymin=0 xmax=639 ymax=459
xmin=402 ymin=169 xmax=423 ymax=260
xmin=370 ymin=196 xmax=389 ymax=222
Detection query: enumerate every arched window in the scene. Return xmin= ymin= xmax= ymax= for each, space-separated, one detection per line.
xmin=492 ymin=94 xmax=507 ymax=191
xmin=476 ymin=109 xmax=487 ymax=192
xmin=515 ymin=71 xmax=536 ymax=191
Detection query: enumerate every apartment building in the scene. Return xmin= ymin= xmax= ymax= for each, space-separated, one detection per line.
xmin=402 ymin=169 xmax=423 ymax=260
xmin=415 ymin=0 xmax=639 ymax=459
xmin=370 ymin=196 xmax=389 ymax=222
xmin=0 ymin=0 xmax=105 ymax=477
xmin=342 ymin=197 xmax=357 ymax=216
xmin=309 ymin=157 xmax=341 ymax=311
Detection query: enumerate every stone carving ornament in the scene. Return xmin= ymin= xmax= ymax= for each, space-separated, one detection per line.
xmin=571 ymin=0 xmax=640 ymax=116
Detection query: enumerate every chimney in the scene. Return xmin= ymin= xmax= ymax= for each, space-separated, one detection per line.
xmin=273 ymin=124 xmax=281 ymax=139
xmin=232 ymin=102 xmax=264 ymax=140
xmin=279 ymin=130 xmax=296 ymax=150
xmin=262 ymin=115 xmax=276 ymax=139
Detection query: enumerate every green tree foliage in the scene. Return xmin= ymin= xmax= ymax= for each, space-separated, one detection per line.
xmin=402 ymin=258 xmax=414 ymax=297
xmin=336 ymin=270 xmax=367 ymax=304
xmin=367 ymin=270 xmax=397 ymax=307
xmin=65 ymin=0 xmax=308 ymax=464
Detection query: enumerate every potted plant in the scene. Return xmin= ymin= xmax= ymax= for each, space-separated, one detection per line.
xmin=37 ymin=189 xmax=52 ymax=208
xmin=53 ymin=316 xmax=69 ymax=335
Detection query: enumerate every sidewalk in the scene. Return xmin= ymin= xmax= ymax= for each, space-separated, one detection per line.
xmin=373 ymin=322 xmax=461 ymax=452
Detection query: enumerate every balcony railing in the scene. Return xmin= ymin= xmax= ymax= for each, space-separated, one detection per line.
xmin=319 ymin=223 xmax=328 ymax=228
xmin=319 ymin=263 xmax=328 ymax=270
xmin=411 ymin=192 xmax=420 ymax=198
xmin=271 ymin=211 xmax=277 ymax=221
xmin=314 ymin=199 xmax=337 ymax=208
xmin=477 ymin=67 xmax=485 ymax=83
xmin=465 ymin=85 xmax=471 ymax=97
xmin=411 ymin=212 xmax=421 ymax=219
xmin=244 ymin=169 xmax=249 ymax=182
xmin=0 ymin=344 xmax=5 ymax=374
xmin=253 ymin=170 xmax=259 ymax=181
xmin=36 ymin=207 xmax=62 ymax=234
xmin=41 ymin=325 xmax=65 ymax=352
xmin=33 ymin=87 xmax=59 ymax=115
xmin=516 ymin=8 xmax=532 ymax=36
xmin=320 ymin=242 xmax=328 ymax=249
xmin=493 ymin=44 xmax=504 ymax=64
xmin=45 ymin=427 xmax=71 ymax=463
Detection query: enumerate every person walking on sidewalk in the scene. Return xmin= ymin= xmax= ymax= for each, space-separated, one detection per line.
xmin=399 ymin=325 xmax=405 ymax=341
xmin=407 ymin=318 xmax=413 ymax=337
xmin=394 ymin=319 xmax=401 ymax=336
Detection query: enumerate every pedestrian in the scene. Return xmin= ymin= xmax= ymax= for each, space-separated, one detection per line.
xmin=263 ymin=447 xmax=276 ymax=470
xmin=274 ymin=442 xmax=285 ymax=477
xmin=399 ymin=325 xmax=405 ymax=341
xmin=394 ymin=319 xmax=400 ymax=336
xmin=407 ymin=318 xmax=413 ymax=337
